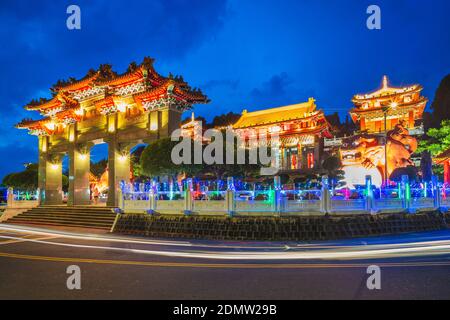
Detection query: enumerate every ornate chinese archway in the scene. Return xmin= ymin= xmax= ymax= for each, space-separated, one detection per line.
xmin=17 ymin=57 xmax=209 ymax=206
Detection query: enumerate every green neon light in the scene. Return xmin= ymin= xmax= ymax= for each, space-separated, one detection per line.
xmin=267 ymin=189 xmax=275 ymax=204
xmin=405 ymin=183 xmax=411 ymax=201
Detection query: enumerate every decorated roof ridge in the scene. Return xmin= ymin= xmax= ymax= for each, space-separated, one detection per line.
xmin=350 ymin=95 xmax=428 ymax=112
xmin=16 ymin=117 xmax=51 ymax=128
xmin=24 ymin=96 xmax=58 ymax=111
xmin=173 ymin=85 xmax=209 ymax=103
xmin=24 ymin=91 xmax=79 ymax=111
xmin=133 ymin=79 xmax=174 ymax=99
xmin=352 ymin=75 xmax=422 ymax=101
xmin=50 ymin=63 xmax=118 ymax=94
xmin=53 ymin=71 xmax=100 ymax=93
xmin=133 ymin=79 xmax=209 ymax=104
xmin=95 ymin=64 xmax=145 ymax=87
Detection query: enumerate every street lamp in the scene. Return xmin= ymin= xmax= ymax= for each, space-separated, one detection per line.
xmin=382 ymin=102 xmax=398 ymax=186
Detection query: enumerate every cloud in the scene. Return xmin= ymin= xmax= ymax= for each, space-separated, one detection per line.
xmin=202 ymin=79 xmax=240 ymax=91
xmin=248 ymin=72 xmax=318 ymax=110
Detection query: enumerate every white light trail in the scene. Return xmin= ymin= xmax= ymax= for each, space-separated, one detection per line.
xmin=0 ymin=233 xmax=449 ymax=261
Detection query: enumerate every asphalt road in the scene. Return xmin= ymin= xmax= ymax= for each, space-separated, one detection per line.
xmin=0 ymin=224 xmax=449 ymax=300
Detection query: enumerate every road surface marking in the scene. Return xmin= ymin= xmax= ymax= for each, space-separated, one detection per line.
xmin=0 ymin=251 xmax=449 ymax=269
xmin=0 ymin=233 xmax=450 ymax=260
xmin=0 ymin=235 xmax=59 ymax=246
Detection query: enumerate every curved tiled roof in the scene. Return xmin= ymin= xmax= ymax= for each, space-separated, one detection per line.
xmin=233 ymin=98 xmax=318 ymax=129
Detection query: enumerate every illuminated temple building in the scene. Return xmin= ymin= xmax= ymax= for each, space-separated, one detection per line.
xmin=233 ymin=98 xmax=332 ymax=171
xmin=350 ymin=76 xmax=427 ymax=135
xmin=17 ymin=57 xmax=208 ymax=206
xmin=338 ymin=76 xmax=428 ymax=187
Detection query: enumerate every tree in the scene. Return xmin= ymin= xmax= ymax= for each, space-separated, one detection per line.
xmin=211 ymin=112 xmax=241 ymax=128
xmin=90 ymin=159 xmax=108 ymax=178
xmin=2 ymin=164 xmax=38 ymax=190
xmin=418 ymin=120 xmax=450 ymax=157
xmin=140 ymin=138 xmax=199 ymax=178
xmin=420 ymin=151 xmax=433 ymax=182
xmin=2 ymin=163 xmax=69 ymax=192
xmin=390 ymin=166 xmax=419 ymax=183
xmin=130 ymin=146 xmax=146 ymax=179
xmin=198 ymin=130 xmax=262 ymax=180
xmin=417 ymin=120 xmax=450 ymax=179
xmin=140 ymin=132 xmax=268 ymax=181
xmin=322 ymin=155 xmax=346 ymax=188
xmin=429 ymin=74 xmax=450 ymax=129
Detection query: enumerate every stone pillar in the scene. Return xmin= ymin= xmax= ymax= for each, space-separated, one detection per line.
xmin=159 ymin=108 xmax=181 ymax=138
xmin=320 ymin=175 xmax=330 ymax=214
xmin=401 ymin=175 xmax=412 ymax=213
xmin=7 ymin=187 xmax=14 ymax=207
xmin=184 ymin=178 xmax=193 ymax=215
xmin=273 ymin=175 xmax=282 ymax=214
xmin=365 ymin=175 xmax=374 ymax=212
xmin=38 ymin=136 xmax=48 ymax=204
xmin=226 ymin=177 xmax=235 ymax=217
xmin=37 ymin=134 xmax=63 ymax=205
xmin=68 ymin=144 xmax=92 ymax=206
xmin=107 ymin=138 xmax=131 ymax=207
xmin=43 ymin=153 xmax=64 ymax=205
xmin=432 ymin=176 xmax=440 ymax=209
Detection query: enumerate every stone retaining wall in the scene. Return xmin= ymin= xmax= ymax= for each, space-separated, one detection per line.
xmin=114 ymin=212 xmax=450 ymax=241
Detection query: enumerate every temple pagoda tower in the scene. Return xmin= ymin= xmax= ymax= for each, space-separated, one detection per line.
xmin=17 ymin=57 xmax=208 ymax=206
xmin=350 ymin=76 xmax=427 ymax=135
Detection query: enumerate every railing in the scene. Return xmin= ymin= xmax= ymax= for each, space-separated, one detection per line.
xmin=282 ymin=190 xmax=322 ymax=214
xmin=234 ymin=190 xmax=275 ymax=215
xmin=4 ymin=188 xmax=40 ymax=209
xmin=373 ymin=187 xmax=403 ymax=211
xmin=440 ymin=188 xmax=450 ymax=207
xmin=116 ymin=176 xmax=449 ymax=216
xmin=330 ymin=188 xmax=366 ymax=212
xmin=192 ymin=191 xmax=227 ymax=215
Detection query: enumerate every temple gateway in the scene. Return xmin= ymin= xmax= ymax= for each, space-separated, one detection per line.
xmin=17 ymin=57 xmax=208 ymax=206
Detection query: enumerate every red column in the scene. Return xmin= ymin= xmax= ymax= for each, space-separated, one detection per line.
xmin=408 ymin=111 xmax=414 ymax=128
xmin=360 ymin=117 xmax=366 ymax=131
xmin=445 ymin=161 xmax=450 ymax=185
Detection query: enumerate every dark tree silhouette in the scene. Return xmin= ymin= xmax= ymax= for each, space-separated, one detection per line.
xmin=430 ymin=74 xmax=450 ymax=128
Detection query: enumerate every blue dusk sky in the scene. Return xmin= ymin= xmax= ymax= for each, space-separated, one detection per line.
xmin=0 ymin=0 xmax=449 ymax=179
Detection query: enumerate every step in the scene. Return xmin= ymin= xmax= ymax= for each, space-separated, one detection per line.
xmin=12 ymin=217 xmax=116 ymax=225
xmin=30 ymin=208 xmax=114 ymax=213
xmin=9 ymin=215 xmax=116 ymax=223
xmin=23 ymin=210 xmax=116 ymax=216
xmin=8 ymin=218 xmax=113 ymax=227
xmin=9 ymin=212 xmax=116 ymax=221
xmin=21 ymin=211 xmax=116 ymax=218
xmin=5 ymin=221 xmax=111 ymax=230
xmin=38 ymin=206 xmax=115 ymax=210
xmin=21 ymin=212 xmax=116 ymax=220
xmin=34 ymin=206 xmax=115 ymax=211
